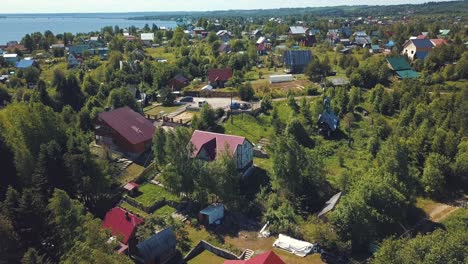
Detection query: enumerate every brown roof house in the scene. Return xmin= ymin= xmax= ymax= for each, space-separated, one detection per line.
xmin=208 ymin=68 xmax=233 ymax=88
xmin=94 ymin=107 xmax=155 ymax=159
xmin=168 ymin=74 xmax=189 ymax=91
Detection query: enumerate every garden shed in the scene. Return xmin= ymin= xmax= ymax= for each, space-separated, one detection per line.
xmin=198 ymin=203 xmax=225 ymax=225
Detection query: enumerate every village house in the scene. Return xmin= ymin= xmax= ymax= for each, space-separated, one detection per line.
xmin=250 ymin=29 xmax=263 ymax=39
xmin=401 ymin=39 xmax=434 ymax=61
xmin=283 ymin=50 xmax=312 ymax=74
xmin=208 ymin=68 xmax=233 ymax=88
xmin=223 ymin=251 xmax=286 ymax=264
xmin=135 ymin=227 xmax=177 ymax=264
xmin=102 ymin=207 xmax=144 ymax=247
xmin=2 ymin=53 xmax=19 ymax=65
xmin=193 ymin=27 xmax=205 ymax=35
xmin=387 ymin=56 xmax=420 ymax=79
xmin=190 ymin=130 xmax=254 ymax=172
xmin=217 ymin=30 xmax=232 ymax=43
xmin=140 ymin=33 xmax=155 ymax=46
xmin=68 ymin=53 xmax=82 ymax=68
xmin=68 ymin=44 xmax=90 ymax=56
xmin=15 ymin=59 xmax=38 ymax=69
xmin=94 ymin=107 xmax=155 ymax=159
xmin=168 ymin=74 xmax=190 ymax=91
xmin=318 ymin=97 xmax=339 ymax=137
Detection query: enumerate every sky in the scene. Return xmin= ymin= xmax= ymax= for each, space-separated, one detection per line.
xmin=1 ymin=0 xmax=454 ymax=14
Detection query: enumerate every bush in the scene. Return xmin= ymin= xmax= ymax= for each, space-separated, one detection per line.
xmin=215 ymin=107 xmax=225 ymax=118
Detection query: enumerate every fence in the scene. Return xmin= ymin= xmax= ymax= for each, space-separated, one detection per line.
xmin=123 ymin=195 xmax=167 ymax=214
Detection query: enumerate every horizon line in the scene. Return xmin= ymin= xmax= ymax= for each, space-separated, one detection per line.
xmin=0 ymin=1 xmax=458 ymax=15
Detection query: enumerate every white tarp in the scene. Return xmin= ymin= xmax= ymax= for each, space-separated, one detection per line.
xmin=273 ymin=234 xmax=314 ymax=257
xmin=201 ymin=84 xmax=213 ymax=91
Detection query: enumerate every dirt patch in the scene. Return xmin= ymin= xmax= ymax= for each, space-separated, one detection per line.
xmin=224 ymin=232 xmax=324 ymax=264
xmin=172 ymin=111 xmax=194 ymax=123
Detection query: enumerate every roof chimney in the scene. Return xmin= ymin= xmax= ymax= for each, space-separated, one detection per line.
xmin=125 ymin=211 xmax=130 ymax=221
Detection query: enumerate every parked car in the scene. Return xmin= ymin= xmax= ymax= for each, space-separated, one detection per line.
xmin=179 ymin=96 xmax=193 ymax=103
xmin=230 ymin=102 xmax=240 ymax=110
xmin=198 ymin=100 xmax=208 ymax=107
xmin=240 ymin=103 xmax=251 ymax=110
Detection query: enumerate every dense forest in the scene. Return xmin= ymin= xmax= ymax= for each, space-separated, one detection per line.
xmin=0 ymin=1 xmax=467 ymax=264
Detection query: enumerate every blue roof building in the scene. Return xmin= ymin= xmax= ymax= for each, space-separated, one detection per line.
xmin=15 ymin=59 xmax=37 ymax=69
xmin=283 ymin=50 xmax=312 ymax=74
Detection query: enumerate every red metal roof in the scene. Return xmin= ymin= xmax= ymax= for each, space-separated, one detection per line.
xmin=208 ymin=68 xmax=233 ymax=82
xmin=223 ymin=251 xmax=285 ymax=264
xmin=98 ymin=107 xmax=155 ymax=145
xmin=102 ymin=207 xmax=144 ymax=244
xmin=190 ymin=130 xmax=246 ymax=160
xmin=123 ymin=182 xmax=139 ymax=191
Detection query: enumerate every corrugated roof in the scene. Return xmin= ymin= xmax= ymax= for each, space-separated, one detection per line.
xmin=283 ymin=50 xmax=312 ymax=67
xmin=98 ymin=107 xmax=155 ymax=145
xmin=396 ymin=70 xmax=420 ymax=79
xmin=386 ymin=57 xmax=411 ymax=71
xmin=102 ymin=208 xmax=144 ymax=244
xmin=208 ymin=68 xmax=233 ymax=82
xmin=411 ymin=39 xmax=434 ymax=49
xmin=415 ymin=51 xmax=429 ymax=60
xmin=136 ymin=227 xmax=176 ymax=262
xmin=15 ymin=59 xmax=35 ymax=69
xmin=289 ymin=26 xmax=308 ymax=35
xmin=191 ymin=130 xmax=246 ymax=159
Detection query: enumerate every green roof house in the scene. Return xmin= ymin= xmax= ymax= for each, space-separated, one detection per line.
xmin=386 ymin=57 xmax=420 ymax=79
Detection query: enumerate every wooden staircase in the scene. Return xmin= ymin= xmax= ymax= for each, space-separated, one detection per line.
xmin=243 ymin=249 xmax=254 ymax=260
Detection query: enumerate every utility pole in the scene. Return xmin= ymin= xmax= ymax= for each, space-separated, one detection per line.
xmin=231 ymin=92 xmax=234 ymax=124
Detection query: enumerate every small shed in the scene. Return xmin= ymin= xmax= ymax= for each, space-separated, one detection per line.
xmin=123 ymin=182 xmax=139 ymax=196
xmin=199 ymin=203 xmax=225 ymax=225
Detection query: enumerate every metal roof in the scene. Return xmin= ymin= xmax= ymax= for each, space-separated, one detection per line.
xmin=289 ymin=26 xmax=308 ymax=35
xmin=136 ymin=227 xmax=176 ymax=261
xmin=97 ymin=107 xmax=155 ymax=145
xmin=15 ymin=59 xmax=35 ymax=69
xmin=283 ymin=50 xmax=312 ymax=67
xmin=396 ymin=70 xmax=420 ymax=79
xmin=386 ymin=57 xmax=411 ymax=71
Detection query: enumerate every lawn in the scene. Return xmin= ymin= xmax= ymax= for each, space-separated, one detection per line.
xmin=117 ymin=163 xmax=145 ymax=185
xmin=119 ymin=201 xmax=149 ymax=218
xmin=223 ymin=113 xmax=273 ymax=144
xmin=144 ymin=104 xmax=182 ymax=117
xmin=145 ymin=47 xmax=177 ymax=61
xmin=40 ymin=61 xmax=68 ymax=84
xmin=152 ymin=204 xmax=176 ymax=217
xmin=187 ymin=250 xmax=226 ymax=264
xmin=134 ymin=183 xmax=181 ymax=207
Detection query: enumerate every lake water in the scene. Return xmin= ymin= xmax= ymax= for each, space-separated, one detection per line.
xmin=0 ymin=15 xmax=178 ymax=44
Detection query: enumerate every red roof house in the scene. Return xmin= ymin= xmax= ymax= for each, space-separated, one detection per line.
xmin=208 ymin=68 xmax=233 ymax=88
xmin=190 ymin=130 xmax=253 ymax=171
xmin=223 ymin=251 xmax=285 ymax=264
xmin=94 ymin=107 xmax=155 ymax=158
xmin=102 ymin=207 xmax=144 ymax=245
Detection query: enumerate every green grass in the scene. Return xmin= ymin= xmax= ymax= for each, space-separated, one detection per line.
xmin=223 ymin=113 xmax=273 ymax=144
xmin=145 ymin=47 xmax=177 ymax=61
xmin=117 ymin=163 xmax=145 ymax=185
xmin=152 ymin=204 xmax=176 ymax=217
xmin=119 ymin=202 xmax=149 ymax=218
xmin=134 ymin=183 xmax=181 ymax=207
xmin=40 ymin=61 xmax=68 ymax=84
xmin=144 ymin=104 xmax=182 ymax=117
xmin=187 ymin=250 xmax=226 ymax=264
